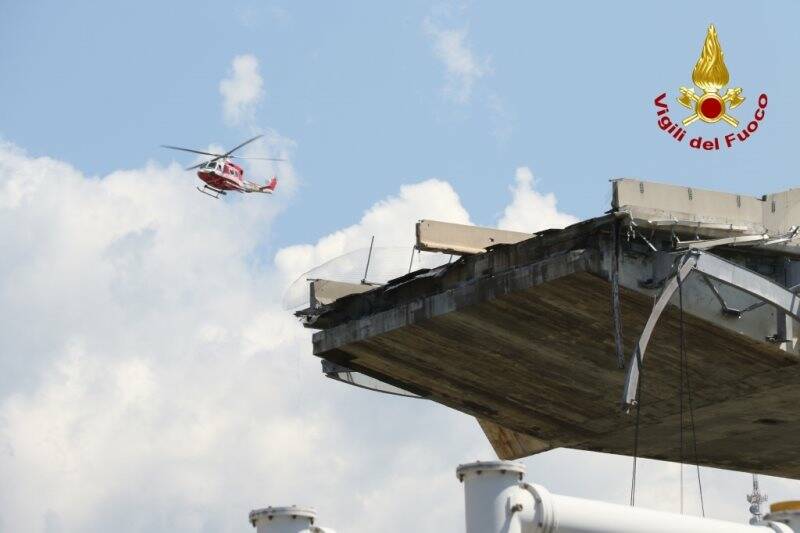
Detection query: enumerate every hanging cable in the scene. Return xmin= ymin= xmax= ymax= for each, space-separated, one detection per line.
xmin=678 ymin=275 xmax=685 ymax=514
xmin=630 ymin=349 xmax=644 ymax=507
xmin=677 ymin=273 xmax=706 ymax=517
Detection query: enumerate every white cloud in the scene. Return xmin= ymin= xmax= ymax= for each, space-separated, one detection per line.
xmin=0 ymin=143 xmax=319 ymax=532
xmin=423 ymin=18 xmax=488 ymax=104
xmin=0 ymin=143 xmax=789 ymax=533
xmin=497 ymin=166 xmax=578 ymax=232
xmin=215 ymin=55 xmax=299 ymax=196
xmin=241 ymin=129 xmax=299 ymax=195
xmin=277 ymin=178 xmax=470 ymax=309
xmin=276 ymin=179 xmax=470 ymax=285
xmin=220 ymin=54 xmax=264 ymax=125
xmin=0 ymin=144 xmax=484 ymax=533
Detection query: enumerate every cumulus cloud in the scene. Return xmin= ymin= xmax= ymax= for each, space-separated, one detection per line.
xmin=0 ymin=144 xmax=316 ymax=532
xmin=220 ymin=54 xmax=264 ymax=125
xmin=497 ymin=166 xmax=578 ymax=233
xmin=423 ymin=18 xmax=488 ymax=104
xmin=277 ymin=178 xmax=471 ymax=309
xmin=0 ymin=144 xmax=486 ymax=533
xmin=0 ymin=143 xmax=789 ymax=533
xmin=241 ymin=129 xmax=299 ymax=194
xmin=276 ymin=179 xmax=470 ymax=285
xmin=215 ymin=55 xmax=298 ymax=196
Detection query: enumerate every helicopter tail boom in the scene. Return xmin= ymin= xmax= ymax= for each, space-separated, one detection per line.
xmin=259 ymin=176 xmax=278 ymax=193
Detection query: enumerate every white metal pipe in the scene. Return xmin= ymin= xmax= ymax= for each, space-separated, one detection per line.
xmin=457 ymin=460 xmax=791 ymax=533
xmin=521 ymin=483 xmax=788 ymax=533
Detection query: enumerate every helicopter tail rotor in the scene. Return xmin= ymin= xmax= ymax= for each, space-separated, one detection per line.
xmin=260 ymin=177 xmax=278 ymax=193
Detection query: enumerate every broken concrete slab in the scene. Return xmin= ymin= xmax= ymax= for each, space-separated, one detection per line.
xmin=301 ymin=182 xmax=800 ymax=478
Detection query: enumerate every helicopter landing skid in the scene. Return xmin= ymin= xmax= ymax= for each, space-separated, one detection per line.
xmin=197 ymin=185 xmax=226 ymax=199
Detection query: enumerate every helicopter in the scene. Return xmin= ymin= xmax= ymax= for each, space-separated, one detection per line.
xmin=162 ymin=134 xmax=284 ymax=199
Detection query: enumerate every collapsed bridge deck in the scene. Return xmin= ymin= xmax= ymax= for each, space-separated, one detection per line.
xmin=302 ymin=180 xmax=800 ymax=478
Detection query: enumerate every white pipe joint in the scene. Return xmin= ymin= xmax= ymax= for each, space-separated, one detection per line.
xmin=456 ymin=461 xmax=529 ymax=533
xmin=249 ymin=506 xmax=336 ymax=533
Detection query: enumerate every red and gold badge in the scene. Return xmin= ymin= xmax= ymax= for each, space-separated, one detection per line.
xmin=653 ymin=24 xmax=768 ymax=150
xmin=677 ymin=24 xmax=744 ymax=127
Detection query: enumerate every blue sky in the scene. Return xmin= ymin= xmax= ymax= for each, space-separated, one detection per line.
xmin=3 ymin=1 xmax=798 ymax=248
xmin=3 ymin=2 xmax=800 ymax=532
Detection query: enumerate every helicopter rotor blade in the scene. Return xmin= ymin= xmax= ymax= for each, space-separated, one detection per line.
xmin=223 ymin=134 xmax=264 ymax=157
xmin=185 ymin=154 xmax=228 ymax=171
xmin=229 ymin=155 xmax=286 ymax=162
xmin=161 ymin=145 xmax=225 ymax=158
xmin=165 ymin=136 xmax=278 ymax=171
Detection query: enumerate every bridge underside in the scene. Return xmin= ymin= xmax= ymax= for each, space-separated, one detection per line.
xmin=309 ymin=215 xmax=800 ymax=478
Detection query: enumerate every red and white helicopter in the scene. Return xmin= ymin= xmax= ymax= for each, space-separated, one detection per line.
xmin=162 ymin=134 xmax=283 ymax=198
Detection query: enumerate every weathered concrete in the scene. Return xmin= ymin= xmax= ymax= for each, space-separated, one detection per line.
xmin=614 ymin=178 xmax=800 ymax=241
xmin=415 ymin=219 xmax=533 ymax=255
xmin=613 ymin=178 xmax=765 ymax=235
xmin=306 ymin=205 xmax=800 ymax=478
xmin=309 ymin=279 xmax=375 ymax=306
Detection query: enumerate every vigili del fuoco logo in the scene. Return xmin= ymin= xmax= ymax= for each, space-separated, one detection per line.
xmin=654 ymin=24 xmax=767 ymax=151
